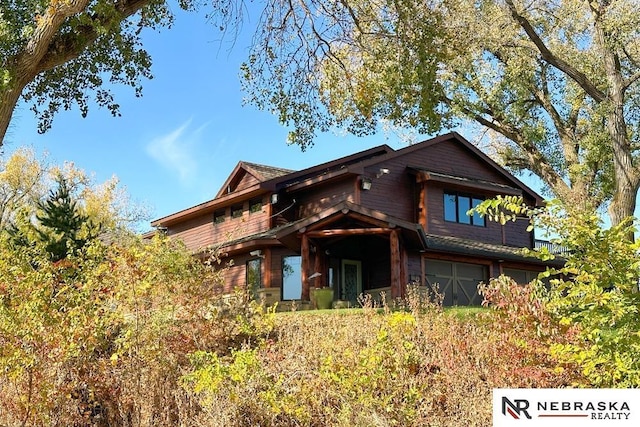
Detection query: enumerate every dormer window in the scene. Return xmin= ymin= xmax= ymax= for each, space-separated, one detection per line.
xmin=444 ymin=192 xmax=485 ymax=226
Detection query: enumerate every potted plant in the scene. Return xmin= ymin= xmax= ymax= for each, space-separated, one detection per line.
xmin=308 ymin=272 xmax=334 ymax=309
xmin=313 ymin=287 xmax=334 ymax=309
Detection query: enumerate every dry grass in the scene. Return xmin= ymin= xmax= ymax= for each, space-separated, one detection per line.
xmin=0 ymin=293 xmax=580 ymax=427
xmin=186 ymin=301 xmax=578 ymax=427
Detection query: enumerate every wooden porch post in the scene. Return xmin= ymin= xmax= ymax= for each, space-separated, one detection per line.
xmin=263 ymin=249 xmax=272 ymax=288
xmin=301 ymin=233 xmax=310 ymax=300
xmin=313 ymin=247 xmax=327 ymax=288
xmin=400 ymin=246 xmax=408 ymax=297
xmin=390 ymin=229 xmax=401 ymax=299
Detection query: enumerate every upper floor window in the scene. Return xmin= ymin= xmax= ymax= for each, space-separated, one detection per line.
xmin=213 ymin=208 xmax=226 ymax=224
xmin=444 ymin=192 xmax=485 ymax=226
xmin=231 ymin=204 xmax=244 ymax=219
xmin=249 ymin=197 xmax=263 ymax=214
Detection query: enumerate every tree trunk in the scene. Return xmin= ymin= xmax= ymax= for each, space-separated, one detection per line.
xmin=0 ymin=86 xmax=24 ymax=144
xmin=592 ymin=4 xmax=640 ymax=235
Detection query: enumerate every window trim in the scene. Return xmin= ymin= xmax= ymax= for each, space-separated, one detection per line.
xmin=213 ymin=208 xmax=226 ymax=224
xmin=246 ymin=258 xmax=262 ymax=297
xmin=249 ymin=197 xmax=263 ymax=214
xmin=444 ymin=191 xmax=486 ymax=227
xmin=231 ymin=203 xmax=244 ymax=219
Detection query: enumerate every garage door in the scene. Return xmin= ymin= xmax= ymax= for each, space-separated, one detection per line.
xmin=424 ymin=260 xmax=487 ymax=306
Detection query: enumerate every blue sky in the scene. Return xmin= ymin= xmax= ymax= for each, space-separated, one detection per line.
xmin=3 ymin=3 xmax=542 ymax=232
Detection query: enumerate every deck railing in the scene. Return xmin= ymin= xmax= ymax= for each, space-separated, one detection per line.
xmin=534 ymin=239 xmax=569 ymax=255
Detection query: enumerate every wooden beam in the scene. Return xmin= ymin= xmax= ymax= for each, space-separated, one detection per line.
xmin=347 ymin=211 xmax=393 ymax=228
xmin=312 ymin=249 xmax=327 ymax=288
xmin=305 ymin=215 xmax=343 ymax=232
xmin=400 ymin=246 xmax=408 ymax=297
xmin=390 ymin=229 xmax=401 ymax=299
xmin=301 ymin=233 xmax=310 ymax=300
xmin=263 ymin=248 xmax=272 ymax=288
xmin=419 ymin=182 xmax=427 ymax=232
xmin=306 ymin=228 xmax=392 ymax=238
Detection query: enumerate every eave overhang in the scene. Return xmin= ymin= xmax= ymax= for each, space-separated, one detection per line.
xmin=151 ymin=182 xmax=275 ymax=227
xmin=282 ymin=167 xmax=361 ymax=192
xmin=422 ymin=234 xmax=565 ymax=267
xmin=409 ymin=168 xmax=523 ymax=196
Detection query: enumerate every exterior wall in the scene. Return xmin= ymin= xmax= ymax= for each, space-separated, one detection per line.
xmin=294 ymin=178 xmax=357 ymax=218
xmin=360 ymin=158 xmax=416 ymax=221
xmin=234 ymin=171 xmax=260 ymax=192
xmin=167 ymin=196 xmax=271 ymax=250
xmin=167 ymin=214 xmax=217 ymax=251
xmin=425 ymin=183 xmax=532 ymax=247
xmin=220 ymin=256 xmax=248 ymax=293
xmin=359 ymin=138 xmax=526 ymax=226
xmin=268 ymin=247 xmax=299 ymax=289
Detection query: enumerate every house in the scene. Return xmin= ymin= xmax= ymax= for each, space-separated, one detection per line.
xmin=150 ymin=132 xmax=557 ymax=306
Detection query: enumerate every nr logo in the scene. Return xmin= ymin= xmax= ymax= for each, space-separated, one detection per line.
xmin=502 ymin=397 xmax=532 ymax=420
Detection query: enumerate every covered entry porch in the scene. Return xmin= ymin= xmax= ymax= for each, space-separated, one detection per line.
xmin=276 ymin=202 xmax=427 ymax=305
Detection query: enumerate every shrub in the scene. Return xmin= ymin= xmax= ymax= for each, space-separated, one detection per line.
xmin=0 ymin=233 xmax=226 ymax=426
xmin=474 ymin=196 xmax=640 ymax=387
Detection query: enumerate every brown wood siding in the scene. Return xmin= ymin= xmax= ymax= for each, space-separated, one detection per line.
xmin=235 ymin=172 xmax=260 ymax=192
xmin=360 ymin=158 xmax=416 ymax=220
xmin=221 ymin=259 xmax=246 ymax=293
xmin=503 ymin=218 xmax=534 ymax=248
xmin=268 ymin=247 xmax=299 ymax=289
xmin=420 ymin=139 xmax=509 ymax=182
xmin=294 ymin=178 xmax=356 ymax=218
xmin=425 ymin=184 xmax=534 ymax=248
xmin=360 ymin=139 xmax=521 ymax=221
xmin=168 ymin=197 xmax=271 ymax=250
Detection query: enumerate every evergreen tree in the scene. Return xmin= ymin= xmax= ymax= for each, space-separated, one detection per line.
xmin=35 ymin=176 xmax=98 ymax=262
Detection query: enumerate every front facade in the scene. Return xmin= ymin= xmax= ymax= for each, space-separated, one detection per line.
xmin=151 ymin=133 xmax=556 ymax=306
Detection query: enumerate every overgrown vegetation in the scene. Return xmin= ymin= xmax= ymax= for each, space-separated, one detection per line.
xmin=475 ymin=196 xmax=640 ymax=387
xmin=1 ymin=154 xmax=637 ymax=426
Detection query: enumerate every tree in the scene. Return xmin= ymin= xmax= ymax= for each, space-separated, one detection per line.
xmin=0 ymin=0 xmax=242 ymax=146
xmin=36 ymin=175 xmax=97 ymax=261
xmin=2 ymin=151 xmax=150 ymax=265
xmin=243 ymin=0 xmax=640 ymax=225
xmin=475 ymin=196 xmax=640 ymax=387
xmin=0 ymin=147 xmax=47 ymax=229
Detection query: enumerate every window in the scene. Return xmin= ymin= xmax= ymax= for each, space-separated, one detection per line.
xmin=231 ymin=204 xmax=244 ymax=219
xmin=246 ymin=258 xmax=262 ymax=297
xmin=249 ymin=197 xmax=262 ymax=214
xmin=282 ymin=256 xmax=302 ymax=300
xmin=213 ymin=209 xmax=226 ymax=224
xmin=444 ymin=192 xmax=485 ymax=226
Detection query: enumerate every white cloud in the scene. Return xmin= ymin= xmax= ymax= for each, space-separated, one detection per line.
xmin=146 ymin=119 xmax=207 ymax=185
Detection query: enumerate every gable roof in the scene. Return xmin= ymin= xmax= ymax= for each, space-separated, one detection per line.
xmin=203 ymin=201 xmax=428 ymax=256
xmin=151 ymin=144 xmax=393 ymax=227
xmin=352 ymin=132 xmax=543 ymax=204
xmin=215 ymin=161 xmax=294 ymax=198
xmin=151 ymin=132 xmax=543 ymax=227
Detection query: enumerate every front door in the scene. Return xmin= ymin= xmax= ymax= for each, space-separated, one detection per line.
xmin=341 ymin=259 xmax=362 ymax=304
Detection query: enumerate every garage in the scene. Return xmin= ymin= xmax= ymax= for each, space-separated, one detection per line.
xmin=424 ymin=259 xmax=488 ymax=306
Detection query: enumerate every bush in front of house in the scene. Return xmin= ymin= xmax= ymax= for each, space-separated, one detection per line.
xmin=475 ymin=196 xmax=640 ymax=388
